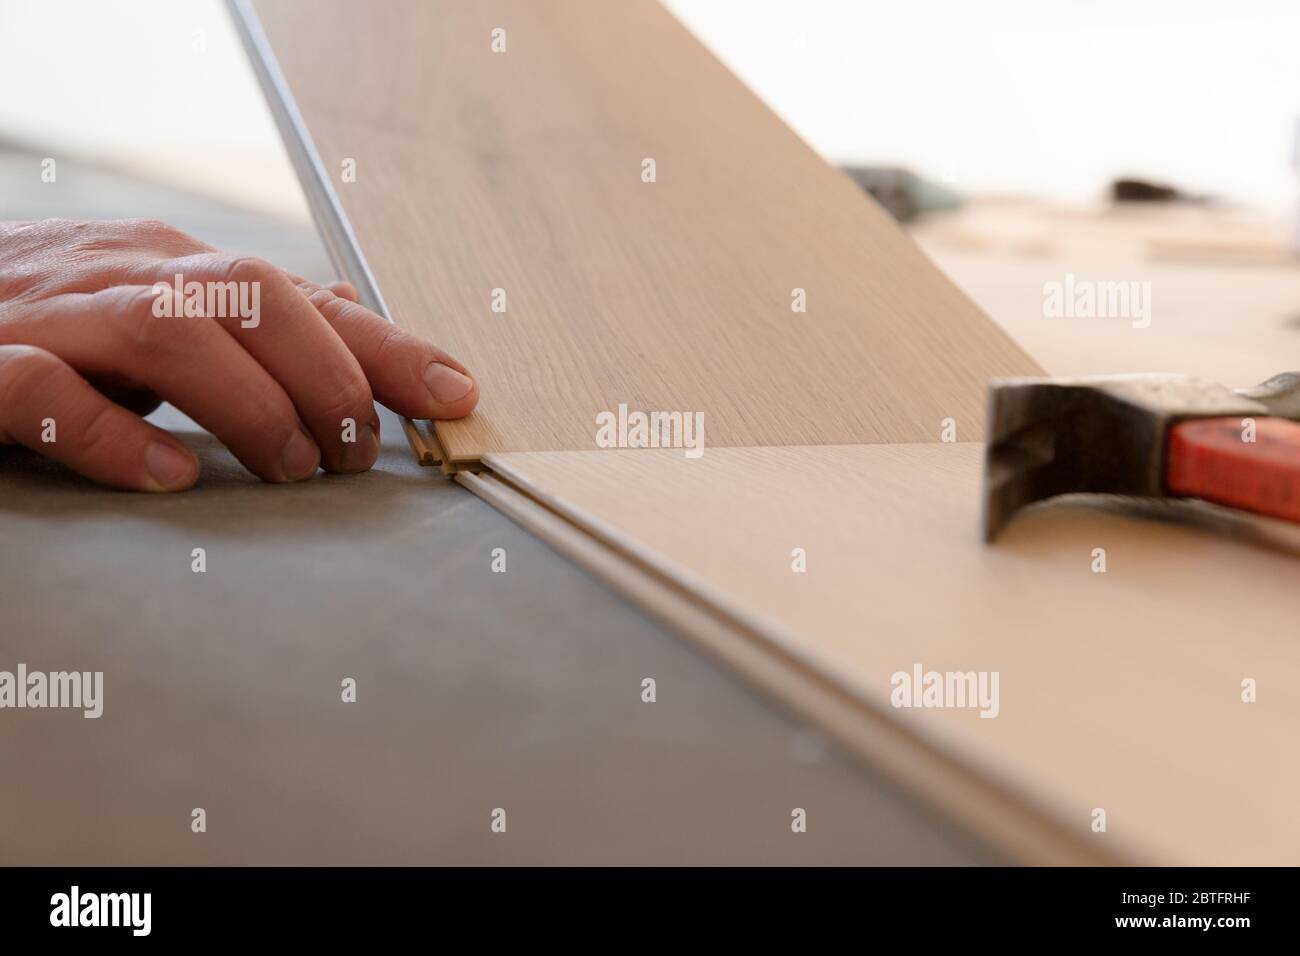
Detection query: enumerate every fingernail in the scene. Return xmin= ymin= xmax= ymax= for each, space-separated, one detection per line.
xmin=145 ymin=442 xmax=196 ymax=490
xmin=424 ymin=362 xmax=474 ymax=404
xmin=280 ymin=429 xmax=320 ymax=481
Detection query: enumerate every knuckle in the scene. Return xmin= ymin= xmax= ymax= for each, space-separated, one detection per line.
xmin=305 ymin=287 xmax=338 ymax=312
xmin=221 ymin=255 xmax=278 ymax=286
xmin=122 ymin=217 xmax=182 ymax=240
xmin=232 ymin=398 xmax=297 ymax=451
xmin=119 ymin=218 xmax=209 ymax=254
xmin=75 ymin=401 xmax=124 ymax=459
xmin=0 ymin=344 xmax=61 ymax=391
xmin=318 ymin=375 xmax=373 ymax=424
xmin=197 ymin=256 xmax=281 ymax=323
xmin=0 ymin=346 xmax=67 ymax=415
xmin=117 ymin=287 xmax=202 ymax=358
xmin=370 ymin=322 xmax=412 ymax=364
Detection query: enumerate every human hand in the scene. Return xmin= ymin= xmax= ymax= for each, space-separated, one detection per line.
xmin=0 ymin=218 xmax=478 ymax=490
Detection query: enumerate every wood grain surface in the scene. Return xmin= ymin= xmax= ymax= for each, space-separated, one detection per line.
xmin=486 ymin=444 xmax=1299 ymax=865
xmin=252 ymin=0 xmax=1038 ymax=461
xmin=245 ymin=0 xmax=1298 ymax=864
xmin=919 ymin=247 xmax=1300 ymax=388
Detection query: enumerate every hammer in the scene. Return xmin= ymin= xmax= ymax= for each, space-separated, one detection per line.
xmin=983 ymin=371 xmax=1300 ymax=541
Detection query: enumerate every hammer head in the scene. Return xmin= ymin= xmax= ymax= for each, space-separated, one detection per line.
xmin=982 ymin=374 xmax=1267 ymax=541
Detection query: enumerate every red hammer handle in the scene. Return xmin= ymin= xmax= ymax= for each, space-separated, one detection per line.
xmin=1166 ymin=416 xmax=1300 ymax=523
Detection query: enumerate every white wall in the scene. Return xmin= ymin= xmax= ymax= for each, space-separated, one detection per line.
xmin=3 ymin=0 xmax=1296 ymax=215
xmin=0 ymin=0 xmax=308 ymax=219
xmin=665 ymin=0 xmax=1300 ymax=210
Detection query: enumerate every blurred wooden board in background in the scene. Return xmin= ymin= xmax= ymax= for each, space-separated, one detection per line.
xmin=911 ymin=202 xmax=1300 ymax=389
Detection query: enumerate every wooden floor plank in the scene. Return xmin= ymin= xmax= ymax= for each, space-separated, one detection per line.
xmin=486 ymin=444 xmax=1299 ymax=865
xmin=244 ymin=1 xmax=1299 ymax=864
xmin=916 ymin=243 xmax=1300 ymax=388
xmin=251 ymin=0 xmax=1038 ymax=461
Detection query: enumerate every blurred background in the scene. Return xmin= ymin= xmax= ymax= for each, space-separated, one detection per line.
xmin=1 ymin=0 xmax=1298 ymax=381
xmin=670 ymin=0 xmax=1300 ymax=212
xmin=0 ymin=0 xmax=319 ymax=276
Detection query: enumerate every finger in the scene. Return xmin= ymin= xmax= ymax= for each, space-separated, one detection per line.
xmin=0 ymin=345 xmax=197 ymax=491
xmin=280 ymin=272 xmax=359 ymax=305
xmin=327 ymin=281 xmax=359 ymax=302
xmin=298 ymin=285 xmax=479 ymax=420
xmin=19 ymin=286 xmax=322 ymax=483
xmin=283 ymin=275 xmax=477 ymax=418
xmin=134 ymin=255 xmax=381 ymax=474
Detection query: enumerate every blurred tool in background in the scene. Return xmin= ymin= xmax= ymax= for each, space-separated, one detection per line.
xmin=841 ymin=165 xmax=962 ymax=223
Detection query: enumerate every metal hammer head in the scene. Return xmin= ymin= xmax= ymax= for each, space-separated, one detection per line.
xmin=982 ymin=374 xmax=1267 ymax=542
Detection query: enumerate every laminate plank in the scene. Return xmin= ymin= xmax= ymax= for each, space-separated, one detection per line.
xmin=250 ymin=0 xmax=1039 ymax=461
xmin=486 ymin=443 xmax=1299 ymax=865
xmin=919 ymin=247 xmax=1300 ymax=387
xmin=0 ymin=410 xmax=996 ymax=865
xmin=458 ymin=467 xmax=1112 ymax=865
xmin=243 ymin=0 xmax=1300 ymax=865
